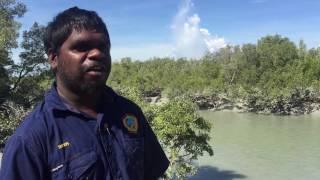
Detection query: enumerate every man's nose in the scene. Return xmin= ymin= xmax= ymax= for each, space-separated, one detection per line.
xmin=87 ymin=48 xmax=106 ymax=61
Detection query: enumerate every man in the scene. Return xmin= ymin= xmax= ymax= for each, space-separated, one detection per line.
xmin=0 ymin=7 xmax=169 ymax=180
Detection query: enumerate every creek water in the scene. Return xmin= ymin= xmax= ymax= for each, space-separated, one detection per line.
xmin=0 ymin=111 xmax=319 ymax=179
xmin=190 ymin=111 xmax=320 ymax=180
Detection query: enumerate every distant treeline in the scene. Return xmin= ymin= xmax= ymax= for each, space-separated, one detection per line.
xmin=109 ymin=35 xmax=320 ymax=100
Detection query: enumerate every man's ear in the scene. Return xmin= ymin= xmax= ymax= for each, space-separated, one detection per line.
xmin=48 ymin=49 xmax=58 ymax=72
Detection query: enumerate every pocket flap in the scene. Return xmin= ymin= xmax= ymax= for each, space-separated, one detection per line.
xmin=68 ymin=151 xmax=97 ymax=179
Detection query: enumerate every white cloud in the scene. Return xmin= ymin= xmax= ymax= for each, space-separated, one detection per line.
xmin=200 ymin=28 xmax=227 ymax=53
xmin=112 ymin=0 xmax=227 ymax=60
xmin=171 ymin=0 xmax=227 ymax=59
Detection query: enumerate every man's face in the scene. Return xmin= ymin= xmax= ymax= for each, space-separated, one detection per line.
xmin=51 ymin=29 xmax=111 ymax=94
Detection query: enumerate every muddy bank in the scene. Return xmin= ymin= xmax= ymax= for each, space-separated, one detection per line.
xmin=146 ymin=89 xmax=320 ymax=115
xmin=191 ymin=90 xmax=320 ymax=115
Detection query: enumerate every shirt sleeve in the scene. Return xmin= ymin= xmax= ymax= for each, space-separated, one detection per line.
xmin=143 ymin=118 xmax=170 ymax=179
xmin=0 ymin=135 xmax=47 ymax=180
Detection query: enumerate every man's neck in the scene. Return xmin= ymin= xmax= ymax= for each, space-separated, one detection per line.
xmin=56 ymin=81 xmax=102 ymax=118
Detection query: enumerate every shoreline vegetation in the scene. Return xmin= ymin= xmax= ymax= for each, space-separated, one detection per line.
xmin=146 ymin=89 xmax=320 ymax=115
xmin=108 ymin=34 xmax=320 ymax=115
xmin=107 ymin=35 xmax=320 ymax=117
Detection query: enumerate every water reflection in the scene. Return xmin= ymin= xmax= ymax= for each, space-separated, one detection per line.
xmin=189 ymin=166 xmax=246 ymax=180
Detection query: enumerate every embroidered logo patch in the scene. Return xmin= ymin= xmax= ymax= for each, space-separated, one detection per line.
xmin=122 ymin=114 xmax=138 ymax=133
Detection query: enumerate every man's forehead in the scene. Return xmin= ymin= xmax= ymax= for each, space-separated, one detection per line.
xmin=69 ymin=29 xmax=110 ymax=42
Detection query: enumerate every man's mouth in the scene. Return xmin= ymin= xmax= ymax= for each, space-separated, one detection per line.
xmin=85 ymin=65 xmax=106 ymax=73
xmin=88 ymin=67 xmax=104 ymax=72
xmin=84 ymin=65 xmax=106 ymax=77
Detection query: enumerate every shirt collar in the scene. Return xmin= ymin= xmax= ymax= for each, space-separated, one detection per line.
xmin=45 ymin=82 xmax=118 ymax=113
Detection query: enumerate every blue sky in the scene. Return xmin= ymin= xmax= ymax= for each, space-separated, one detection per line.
xmin=15 ymin=0 xmax=320 ymax=60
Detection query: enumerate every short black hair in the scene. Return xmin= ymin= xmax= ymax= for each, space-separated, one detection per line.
xmin=44 ymin=6 xmax=110 ymax=54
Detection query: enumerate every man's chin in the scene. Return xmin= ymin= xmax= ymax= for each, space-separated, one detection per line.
xmin=62 ymin=80 xmax=105 ymax=95
xmin=78 ymin=81 xmax=105 ymax=94
xmin=59 ymin=74 xmax=107 ymax=95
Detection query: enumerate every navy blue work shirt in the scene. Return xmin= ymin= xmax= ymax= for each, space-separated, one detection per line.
xmin=0 ymin=84 xmax=169 ymax=180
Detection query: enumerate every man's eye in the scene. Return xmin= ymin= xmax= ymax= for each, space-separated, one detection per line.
xmin=98 ymin=45 xmax=108 ymax=53
xmin=74 ymin=44 xmax=89 ymax=52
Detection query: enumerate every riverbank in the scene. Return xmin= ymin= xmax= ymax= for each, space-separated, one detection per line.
xmin=146 ymin=89 xmax=320 ymax=115
xmin=192 ymin=94 xmax=320 ymax=115
xmin=193 ymin=96 xmax=320 ymax=115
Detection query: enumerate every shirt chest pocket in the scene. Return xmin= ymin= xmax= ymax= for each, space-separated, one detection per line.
xmin=51 ymin=151 xmax=98 ymax=180
xmin=123 ymin=138 xmax=144 ymax=179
